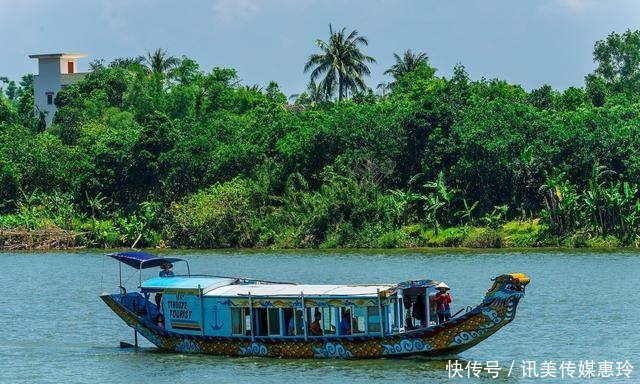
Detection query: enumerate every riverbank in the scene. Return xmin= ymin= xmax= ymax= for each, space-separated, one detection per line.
xmin=0 ymin=220 xmax=631 ymax=250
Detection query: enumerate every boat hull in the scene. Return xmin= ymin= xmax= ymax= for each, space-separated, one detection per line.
xmin=101 ymin=275 xmax=526 ymax=359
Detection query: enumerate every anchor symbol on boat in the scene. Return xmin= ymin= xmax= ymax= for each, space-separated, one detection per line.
xmin=209 ymin=304 xmax=224 ymax=331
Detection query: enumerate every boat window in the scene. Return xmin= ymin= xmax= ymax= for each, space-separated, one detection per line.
xmin=318 ymin=307 xmax=336 ymax=335
xmin=367 ymin=306 xmax=381 ymax=333
xmin=267 ymin=308 xmax=280 ymax=336
xmin=253 ymin=308 xmax=268 ymax=336
xmin=231 ymin=307 xmax=251 ymax=336
xmin=352 ymin=307 xmax=365 ymax=334
xmin=284 ymin=308 xmax=304 ymax=336
xmin=387 ymin=298 xmax=399 ymax=334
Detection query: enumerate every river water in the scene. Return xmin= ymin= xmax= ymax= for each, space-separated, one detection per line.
xmin=0 ymin=249 xmax=637 ymax=383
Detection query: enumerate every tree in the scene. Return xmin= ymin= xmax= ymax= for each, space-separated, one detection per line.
xmin=143 ymin=48 xmax=181 ymax=77
xmin=383 ymin=49 xmax=432 ymax=82
xmin=291 ymin=80 xmax=328 ymax=106
xmin=591 ymin=29 xmax=640 ymax=94
xmin=528 ymin=84 xmax=557 ymax=110
xmin=110 ymin=56 xmax=145 ymax=70
xmin=304 ymin=24 xmax=376 ymax=101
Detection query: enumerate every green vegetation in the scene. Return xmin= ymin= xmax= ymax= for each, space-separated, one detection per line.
xmin=3 ymin=28 xmax=640 ymax=249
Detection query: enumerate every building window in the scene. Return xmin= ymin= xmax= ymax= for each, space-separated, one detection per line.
xmin=46 ymin=92 xmax=54 ymax=105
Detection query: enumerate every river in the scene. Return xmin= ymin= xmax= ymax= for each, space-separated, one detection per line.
xmin=0 ymin=249 xmax=637 ymax=383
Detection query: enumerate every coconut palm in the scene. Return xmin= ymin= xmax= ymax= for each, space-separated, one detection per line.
xmin=143 ymin=48 xmax=181 ymax=77
xmin=290 ymin=80 xmax=329 ymax=106
xmin=384 ymin=49 xmax=430 ymax=80
xmin=304 ymin=24 xmax=376 ymax=101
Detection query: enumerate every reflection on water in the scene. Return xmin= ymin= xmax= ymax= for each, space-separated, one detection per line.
xmin=0 ymin=249 xmax=638 ymax=383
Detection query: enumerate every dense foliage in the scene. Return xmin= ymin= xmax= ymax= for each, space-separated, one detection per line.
xmin=2 ymin=30 xmax=640 ymax=248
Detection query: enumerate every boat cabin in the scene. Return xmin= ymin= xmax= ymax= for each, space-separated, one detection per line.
xmin=108 ymin=252 xmax=444 ymax=339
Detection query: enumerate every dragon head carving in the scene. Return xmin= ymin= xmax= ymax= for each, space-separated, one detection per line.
xmin=482 ymin=273 xmax=530 ymax=307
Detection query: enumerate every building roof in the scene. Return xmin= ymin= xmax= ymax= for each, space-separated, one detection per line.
xmin=29 ymin=53 xmax=88 ymax=59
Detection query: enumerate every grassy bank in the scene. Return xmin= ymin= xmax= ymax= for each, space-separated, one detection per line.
xmin=0 ymin=219 xmax=631 ymax=250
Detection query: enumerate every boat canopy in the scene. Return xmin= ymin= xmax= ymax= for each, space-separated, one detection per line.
xmin=205 ymin=283 xmax=396 ymax=298
xmin=141 ymin=276 xmax=236 ymax=293
xmin=107 ymin=251 xmax=185 ymax=270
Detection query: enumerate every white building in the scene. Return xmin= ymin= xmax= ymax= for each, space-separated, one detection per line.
xmin=29 ymin=53 xmax=88 ymax=127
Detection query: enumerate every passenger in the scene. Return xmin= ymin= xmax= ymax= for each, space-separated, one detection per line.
xmin=339 ymin=309 xmax=351 ymax=335
xmin=403 ymin=296 xmax=414 ymax=329
xmin=310 ymin=311 xmax=323 ymax=336
xmin=288 ymin=310 xmax=304 ymax=335
xmin=413 ymin=294 xmax=425 ymax=326
xmin=156 ymin=314 xmax=165 ymax=328
xmin=434 ymin=282 xmax=453 ymax=323
xmin=159 ymin=262 xmax=175 ymax=277
xmin=154 ymin=292 xmax=163 ymax=310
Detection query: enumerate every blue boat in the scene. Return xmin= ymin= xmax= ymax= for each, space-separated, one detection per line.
xmin=101 ymin=251 xmax=529 ymax=358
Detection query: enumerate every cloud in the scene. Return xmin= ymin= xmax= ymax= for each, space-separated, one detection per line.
xmin=212 ymin=0 xmax=261 ymax=28
xmin=553 ymin=0 xmax=594 ymax=13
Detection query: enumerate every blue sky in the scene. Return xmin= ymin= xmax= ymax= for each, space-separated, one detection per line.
xmin=1 ymin=0 xmax=639 ymax=97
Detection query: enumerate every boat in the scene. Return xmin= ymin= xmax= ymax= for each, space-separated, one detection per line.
xmin=100 ymin=251 xmax=530 ymax=358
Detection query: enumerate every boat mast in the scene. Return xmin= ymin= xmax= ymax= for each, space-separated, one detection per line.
xmin=199 ymin=285 xmax=205 ymax=336
xmin=248 ymin=292 xmax=254 ymax=342
xmin=301 ymin=291 xmax=308 ymax=341
xmin=377 ymin=289 xmax=384 ymax=337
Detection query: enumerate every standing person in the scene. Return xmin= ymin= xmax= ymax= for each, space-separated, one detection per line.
xmin=159 ymin=262 xmax=174 ymax=277
xmin=339 ymin=309 xmax=351 ymax=335
xmin=434 ymin=282 xmax=452 ymax=323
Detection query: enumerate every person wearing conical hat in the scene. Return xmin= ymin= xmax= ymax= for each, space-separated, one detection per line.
xmin=434 ymin=282 xmax=452 ymax=324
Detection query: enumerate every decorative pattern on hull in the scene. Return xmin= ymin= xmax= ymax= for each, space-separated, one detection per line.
xmin=239 ymin=342 xmax=270 ymax=356
xmin=382 ymin=338 xmax=432 ymax=355
xmin=313 ymin=343 xmax=353 ymax=358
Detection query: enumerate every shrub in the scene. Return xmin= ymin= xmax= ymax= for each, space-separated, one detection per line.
xmin=168 ymin=178 xmax=263 ymax=247
xmin=462 ymin=228 xmax=503 ymax=248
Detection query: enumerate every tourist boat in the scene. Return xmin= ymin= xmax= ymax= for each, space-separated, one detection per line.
xmin=101 ymin=251 xmax=530 ymax=358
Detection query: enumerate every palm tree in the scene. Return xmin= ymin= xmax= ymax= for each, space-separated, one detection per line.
xmin=304 ymin=24 xmax=376 ymax=101
xmin=290 ymin=80 xmax=329 ymax=106
xmin=143 ymin=48 xmax=181 ymax=77
xmin=383 ymin=49 xmax=430 ymax=80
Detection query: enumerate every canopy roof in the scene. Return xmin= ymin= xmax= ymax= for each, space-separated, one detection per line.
xmin=141 ymin=276 xmax=236 ymax=293
xmin=205 ymin=283 xmax=396 ymax=298
xmin=107 ymin=251 xmax=185 ymax=270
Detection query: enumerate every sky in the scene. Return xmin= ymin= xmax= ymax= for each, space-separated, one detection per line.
xmin=1 ymin=0 xmax=640 ymax=97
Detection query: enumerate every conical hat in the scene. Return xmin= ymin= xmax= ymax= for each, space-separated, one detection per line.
xmin=436 ymin=282 xmax=449 ymax=290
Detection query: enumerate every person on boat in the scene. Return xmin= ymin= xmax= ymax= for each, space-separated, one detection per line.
xmin=288 ymin=310 xmax=304 ymax=336
xmin=413 ymin=294 xmax=426 ymax=326
xmin=403 ymin=296 xmax=414 ymax=329
xmin=156 ymin=314 xmax=165 ymax=328
xmin=154 ymin=292 xmax=163 ymax=310
xmin=339 ymin=309 xmax=351 ymax=335
xmin=434 ymin=282 xmax=452 ymax=323
xmin=159 ymin=262 xmax=175 ymax=277
xmin=310 ymin=311 xmax=323 ymax=336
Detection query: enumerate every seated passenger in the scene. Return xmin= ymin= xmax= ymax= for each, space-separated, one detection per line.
xmin=159 ymin=262 xmax=175 ymax=277
xmin=288 ymin=309 xmax=304 ymax=335
xmin=310 ymin=311 xmax=323 ymax=336
xmin=339 ymin=309 xmax=351 ymax=335
xmin=156 ymin=314 xmax=165 ymax=328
